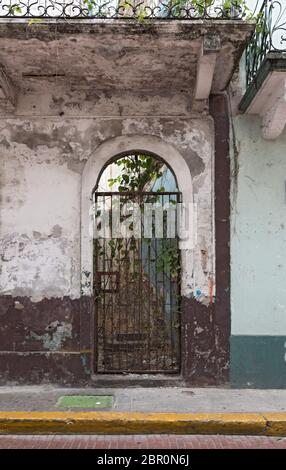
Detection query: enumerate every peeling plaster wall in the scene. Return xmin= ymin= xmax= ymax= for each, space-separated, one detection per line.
xmin=0 ymin=129 xmax=81 ymax=300
xmin=230 ymin=114 xmax=286 ymax=388
xmin=0 ymin=113 xmax=214 ymax=302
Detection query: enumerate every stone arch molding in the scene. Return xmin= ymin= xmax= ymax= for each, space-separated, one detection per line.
xmin=81 ymin=134 xmax=194 ymax=297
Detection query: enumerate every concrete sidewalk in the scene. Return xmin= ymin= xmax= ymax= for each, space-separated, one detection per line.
xmin=1 ymin=386 xmax=286 ymax=436
xmin=0 ymin=386 xmax=286 ymax=412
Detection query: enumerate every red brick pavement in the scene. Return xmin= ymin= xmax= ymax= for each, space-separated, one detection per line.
xmin=0 ymin=435 xmax=286 ymax=449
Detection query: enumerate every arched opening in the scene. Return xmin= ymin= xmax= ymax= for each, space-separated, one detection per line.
xmin=92 ymin=152 xmax=181 ymax=374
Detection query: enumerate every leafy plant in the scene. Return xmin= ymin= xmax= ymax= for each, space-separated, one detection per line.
xmin=104 ymin=153 xmax=180 ymax=278
xmin=83 ymin=0 xmax=256 ymax=20
xmin=156 ymin=239 xmax=180 ymax=278
xmin=108 ymin=154 xmax=165 ymax=192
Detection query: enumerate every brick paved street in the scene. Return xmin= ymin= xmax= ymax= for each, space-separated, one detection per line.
xmin=0 ymin=435 xmax=286 ymax=449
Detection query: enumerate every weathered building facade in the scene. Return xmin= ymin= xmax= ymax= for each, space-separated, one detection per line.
xmin=0 ymin=0 xmax=285 ymax=388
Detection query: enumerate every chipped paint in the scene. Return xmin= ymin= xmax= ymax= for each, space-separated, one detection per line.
xmin=1 ymin=117 xmax=214 ymax=301
xmin=80 ymin=353 xmax=91 ymax=376
xmin=29 ymin=321 xmax=73 ymax=351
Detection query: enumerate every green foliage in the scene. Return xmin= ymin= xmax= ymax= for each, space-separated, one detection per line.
xmin=156 ymin=239 xmax=180 ymax=278
xmin=159 ymin=0 xmax=255 ymax=19
xmin=104 ymin=153 xmax=180 ymax=277
xmin=190 ymin=0 xmax=213 ymax=16
xmin=108 ymin=154 xmax=165 ymax=192
xmin=82 ymin=0 xmax=256 ymax=20
xmin=10 ymin=5 xmax=21 ymax=14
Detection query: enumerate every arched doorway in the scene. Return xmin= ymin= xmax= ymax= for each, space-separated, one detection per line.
xmin=92 ymin=152 xmax=181 ymax=373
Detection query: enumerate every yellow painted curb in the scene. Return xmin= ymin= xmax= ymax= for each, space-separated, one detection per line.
xmin=263 ymin=413 xmax=286 ymax=436
xmin=0 ymin=412 xmax=268 ymax=435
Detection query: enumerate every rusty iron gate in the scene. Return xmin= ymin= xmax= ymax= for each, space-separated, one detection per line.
xmin=93 ymin=191 xmax=181 ymax=373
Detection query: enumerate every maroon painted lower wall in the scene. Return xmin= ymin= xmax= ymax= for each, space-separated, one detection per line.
xmin=0 ymin=351 xmax=91 ymax=385
xmin=181 ymin=298 xmax=227 ymax=386
xmin=0 ymin=293 xmax=229 ymax=386
xmin=0 ymin=295 xmax=93 ymax=385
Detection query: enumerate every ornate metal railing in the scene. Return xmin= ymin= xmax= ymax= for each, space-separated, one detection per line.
xmin=0 ymin=0 xmax=251 ymax=20
xmin=246 ymin=0 xmax=286 ymax=86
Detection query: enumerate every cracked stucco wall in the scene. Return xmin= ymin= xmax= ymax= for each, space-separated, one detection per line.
xmin=0 ymin=112 xmax=214 ymax=303
xmin=0 ymin=122 xmax=81 ymax=301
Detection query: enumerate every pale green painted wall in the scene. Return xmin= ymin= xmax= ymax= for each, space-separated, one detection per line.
xmin=231 ymin=115 xmax=286 ymax=336
xmin=230 ymin=115 xmax=286 ymax=387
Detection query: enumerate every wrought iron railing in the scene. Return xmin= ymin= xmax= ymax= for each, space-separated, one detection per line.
xmin=246 ymin=0 xmax=286 ymax=86
xmin=0 ymin=0 xmax=251 ymax=20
